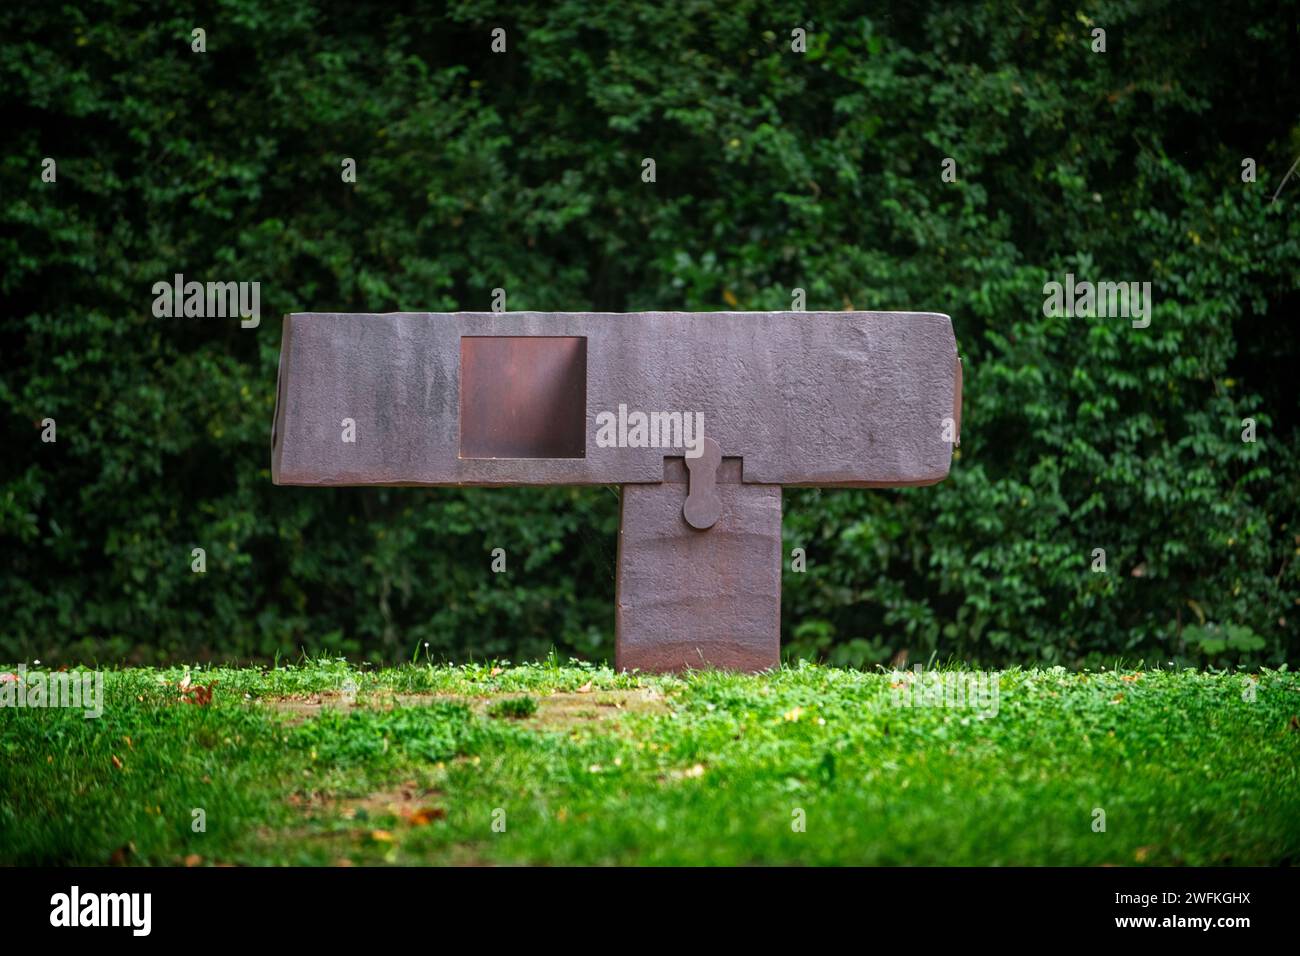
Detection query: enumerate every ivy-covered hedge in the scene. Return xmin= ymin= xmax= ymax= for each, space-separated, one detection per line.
xmin=3 ymin=1 xmax=1297 ymax=667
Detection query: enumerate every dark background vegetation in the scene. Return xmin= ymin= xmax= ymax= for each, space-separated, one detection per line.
xmin=3 ymin=1 xmax=1297 ymax=668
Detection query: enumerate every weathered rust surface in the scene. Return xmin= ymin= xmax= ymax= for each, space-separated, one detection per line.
xmin=459 ymin=336 xmax=586 ymax=459
xmin=271 ymin=310 xmax=962 ymax=674
xmin=616 ymin=464 xmax=781 ymax=673
xmin=271 ymin=311 xmax=959 ymax=488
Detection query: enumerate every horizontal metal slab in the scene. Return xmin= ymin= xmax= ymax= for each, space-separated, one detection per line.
xmin=271 ymin=311 xmax=960 ymax=487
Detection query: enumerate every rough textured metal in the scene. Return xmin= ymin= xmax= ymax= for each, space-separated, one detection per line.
xmin=272 ymin=311 xmax=960 ymax=487
xmin=682 ymin=437 xmax=722 ymax=530
xmin=617 ymin=462 xmax=781 ymax=673
xmin=271 ymin=311 xmax=962 ymax=673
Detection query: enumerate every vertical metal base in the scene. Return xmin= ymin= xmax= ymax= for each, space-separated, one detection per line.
xmin=615 ymin=461 xmax=782 ymax=673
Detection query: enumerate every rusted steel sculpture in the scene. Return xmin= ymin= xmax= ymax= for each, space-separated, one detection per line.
xmin=272 ymin=311 xmax=962 ymax=673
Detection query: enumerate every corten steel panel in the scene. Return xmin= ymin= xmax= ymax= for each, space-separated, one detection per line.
xmin=271 ymin=311 xmax=960 ymax=487
xmin=616 ymin=475 xmax=782 ymax=673
xmin=459 ymin=336 xmax=587 ymax=459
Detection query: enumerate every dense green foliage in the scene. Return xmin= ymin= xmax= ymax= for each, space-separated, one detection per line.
xmin=3 ymin=661 xmax=1297 ymax=865
xmin=3 ymin=1 xmax=1297 ymax=666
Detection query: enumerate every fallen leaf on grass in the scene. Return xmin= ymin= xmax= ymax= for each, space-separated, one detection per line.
xmin=180 ymin=681 xmax=216 ymax=706
xmin=406 ymin=807 xmax=446 ymax=826
xmin=108 ymin=842 xmax=135 ymax=865
xmin=576 ymin=680 xmax=594 ymax=693
xmin=184 ymin=854 xmax=203 ymax=867
xmin=111 ymin=755 xmax=124 ymax=770
xmin=370 ymin=829 xmax=395 ymax=843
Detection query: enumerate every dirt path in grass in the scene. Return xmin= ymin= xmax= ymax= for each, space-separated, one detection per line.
xmin=258 ymin=687 xmax=671 ymax=730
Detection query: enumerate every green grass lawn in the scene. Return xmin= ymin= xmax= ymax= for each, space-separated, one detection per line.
xmin=2 ymin=660 xmax=1297 ymax=866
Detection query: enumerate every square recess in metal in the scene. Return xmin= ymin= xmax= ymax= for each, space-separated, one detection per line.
xmin=459 ymin=336 xmax=587 ymax=460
